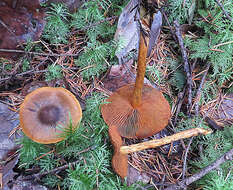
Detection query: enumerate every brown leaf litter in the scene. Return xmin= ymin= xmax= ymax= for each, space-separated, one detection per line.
xmin=0 ymin=0 xmax=45 ymax=59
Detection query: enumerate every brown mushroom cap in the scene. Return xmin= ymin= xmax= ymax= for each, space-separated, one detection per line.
xmin=101 ymin=84 xmax=171 ymax=138
xmin=19 ymin=87 xmax=82 ymax=144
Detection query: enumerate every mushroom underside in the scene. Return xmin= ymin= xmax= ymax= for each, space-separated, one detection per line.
xmin=101 ymin=84 xmax=171 ymax=138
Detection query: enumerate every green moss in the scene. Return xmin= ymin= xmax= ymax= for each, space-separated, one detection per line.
xmin=191 ymin=127 xmax=233 ymax=189
xmin=176 ymin=117 xmax=233 ymax=190
xmin=165 ymin=0 xmax=194 ymax=24
xmin=45 ymin=64 xmax=63 ymax=81
xmin=43 ymin=3 xmax=70 ymax=44
xmin=71 ymin=0 xmax=119 ymax=80
xmin=185 ymin=0 xmax=233 ymax=86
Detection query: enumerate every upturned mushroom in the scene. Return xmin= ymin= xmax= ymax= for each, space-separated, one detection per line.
xmin=101 ymin=13 xmax=172 ymax=177
xmin=101 ymin=32 xmax=171 ymax=139
xmin=19 ymin=87 xmax=82 ymax=144
xmin=101 ymin=31 xmax=171 ymax=178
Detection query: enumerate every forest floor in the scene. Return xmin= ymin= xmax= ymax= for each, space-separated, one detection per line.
xmin=0 ymin=0 xmax=232 ymax=190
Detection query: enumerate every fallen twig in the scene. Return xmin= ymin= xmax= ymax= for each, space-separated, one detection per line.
xmin=214 ymin=0 xmax=232 ymax=21
xmin=0 ymin=60 xmax=48 ymax=86
xmin=194 ymin=62 xmax=211 ymax=116
xmin=0 ymin=69 xmax=48 ymax=83
xmin=173 ymin=89 xmax=186 ymax=126
xmin=164 ymin=148 xmax=233 ymax=190
xmin=23 ymin=159 xmax=80 ymax=181
xmin=160 ymin=8 xmax=178 ymax=43
xmin=0 ymin=49 xmax=81 ymax=57
xmin=22 ymin=146 xmax=94 ymax=181
xmin=182 ymin=136 xmax=193 ymax=182
xmin=174 ymin=20 xmax=193 ymax=116
xmin=120 ymin=128 xmax=211 ymax=154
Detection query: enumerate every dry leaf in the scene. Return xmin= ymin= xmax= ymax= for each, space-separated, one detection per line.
xmin=0 ymin=103 xmax=20 ymax=161
xmin=0 ymin=0 xmax=45 ymax=59
xmin=114 ymin=0 xmax=139 ymax=60
xmin=102 ymin=60 xmax=136 ymax=92
xmin=102 ymin=59 xmax=155 ymax=92
xmin=127 ymin=166 xmax=150 ymax=186
xmin=201 ymin=93 xmax=233 ymax=126
xmin=147 ymin=11 xmax=162 ymax=56
xmin=2 ymin=156 xmax=19 ymax=189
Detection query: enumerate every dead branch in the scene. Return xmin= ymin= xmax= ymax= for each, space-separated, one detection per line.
xmin=160 ymin=8 xmax=178 ymax=43
xmin=194 ymin=62 xmax=211 ymax=116
xmin=0 ymin=49 xmax=81 ymax=57
xmin=214 ymin=0 xmax=232 ymax=21
xmin=120 ymin=128 xmax=211 ymax=154
xmin=174 ymin=20 xmax=193 ymax=116
xmin=0 ymin=69 xmax=48 ymax=83
xmin=22 ymin=146 xmax=94 ymax=181
xmin=23 ymin=159 xmax=80 ymax=181
xmin=164 ymin=148 xmax=233 ymax=190
xmin=173 ymin=89 xmax=186 ymax=126
xmin=182 ymin=137 xmax=193 ymax=182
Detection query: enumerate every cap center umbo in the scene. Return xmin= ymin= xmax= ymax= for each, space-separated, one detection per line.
xmin=38 ymin=105 xmax=60 ymax=125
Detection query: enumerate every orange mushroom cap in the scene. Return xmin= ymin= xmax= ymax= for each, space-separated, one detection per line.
xmin=101 ymin=84 xmax=171 ymax=139
xmin=19 ymin=87 xmax=82 ymax=144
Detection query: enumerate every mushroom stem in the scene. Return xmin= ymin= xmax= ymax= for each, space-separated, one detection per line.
xmin=120 ymin=128 xmax=212 ymax=154
xmin=109 ymin=126 xmax=128 ymax=178
xmin=131 ymin=33 xmax=148 ymax=108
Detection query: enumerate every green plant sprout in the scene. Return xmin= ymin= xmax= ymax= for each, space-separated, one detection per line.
xmin=45 ymin=64 xmax=62 ymax=81
xmin=43 ymin=3 xmax=70 ymax=44
xmin=71 ymin=0 xmax=118 ymax=80
xmin=22 ymin=59 xmax=30 ymax=72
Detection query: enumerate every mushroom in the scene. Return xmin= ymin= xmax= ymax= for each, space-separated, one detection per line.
xmin=101 ymin=31 xmax=171 ymax=178
xmin=101 ymin=33 xmax=171 ymax=139
xmin=19 ymin=87 xmax=82 ymax=144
